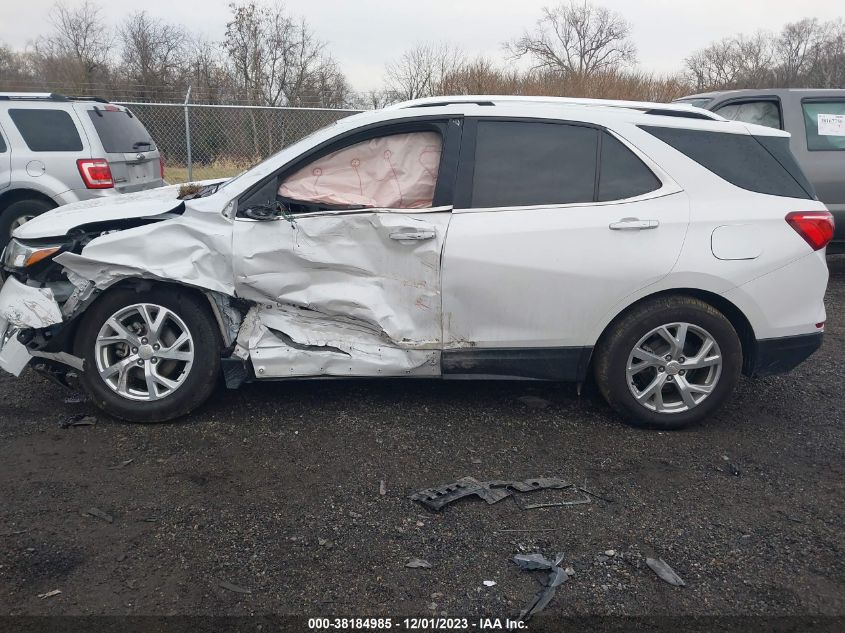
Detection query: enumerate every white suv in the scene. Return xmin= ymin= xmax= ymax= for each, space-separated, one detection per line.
xmin=0 ymin=96 xmax=833 ymax=429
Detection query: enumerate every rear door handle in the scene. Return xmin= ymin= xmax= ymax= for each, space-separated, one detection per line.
xmin=609 ymin=218 xmax=659 ymax=230
xmin=389 ymin=230 xmax=436 ymax=241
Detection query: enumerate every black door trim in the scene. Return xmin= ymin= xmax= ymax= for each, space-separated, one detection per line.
xmin=441 ymin=346 xmax=593 ymax=381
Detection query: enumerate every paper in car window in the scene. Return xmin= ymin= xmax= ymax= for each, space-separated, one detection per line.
xmin=817 ymin=113 xmax=845 ymax=136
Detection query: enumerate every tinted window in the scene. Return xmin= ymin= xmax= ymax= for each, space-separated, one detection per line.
xmin=87 ymin=109 xmax=156 ymax=153
xmin=471 ymin=121 xmax=597 ymax=207
xmin=674 ymin=97 xmax=713 ymax=108
xmin=714 ymin=100 xmax=781 ymax=129
xmin=754 ymin=135 xmax=816 ymax=198
xmin=802 ymin=101 xmax=845 ymax=151
xmin=0 ymin=131 xmax=6 ymax=153
xmin=640 ymin=126 xmax=812 ymax=200
xmin=598 ymin=132 xmax=661 ymax=201
xmin=9 ymin=109 xmax=83 ymax=152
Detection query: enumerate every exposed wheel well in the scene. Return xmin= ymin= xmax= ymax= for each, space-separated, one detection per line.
xmin=0 ymin=189 xmax=57 ymax=213
xmin=593 ymin=288 xmax=757 ymax=376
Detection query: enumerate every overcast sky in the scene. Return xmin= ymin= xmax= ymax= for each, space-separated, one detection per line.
xmin=1 ymin=0 xmax=843 ymax=91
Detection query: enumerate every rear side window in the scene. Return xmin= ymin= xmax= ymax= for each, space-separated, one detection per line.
xmin=471 ymin=121 xmax=597 ymax=207
xmin=87 ymin=109 xmax=157 ymax=153
xmin=8 ymin=109 xmax=83 ymax=152
xmin=0 ymin=131 xmax=6 ymax=153
xmin=640 ymin=126 xmax=813 ymax=200
xmin=713 ymin=100 xmax=781 ymax=129
xmin=598 ymin=132 xmax=661 ymax=201
xmin=801 ymin=101 xmax=845 ymax=151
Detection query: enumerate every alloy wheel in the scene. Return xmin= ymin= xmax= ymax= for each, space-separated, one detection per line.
xmin=94 ymin=303 xmax=194 ymax=401
xmin=626 ymin=322 xmax=722 ymax=414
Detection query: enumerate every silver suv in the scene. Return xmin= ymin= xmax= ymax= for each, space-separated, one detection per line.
xmin=0 ymin=93 xmax=164 ymax=247
xmin=674 ymin=89 xmax=844 ymax=252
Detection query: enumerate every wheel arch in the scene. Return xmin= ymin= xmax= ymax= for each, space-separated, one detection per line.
xmin=591 ymin=288 xmax=758 ymax=376
xmin=0 ymin=188 xmax=58 ymax=213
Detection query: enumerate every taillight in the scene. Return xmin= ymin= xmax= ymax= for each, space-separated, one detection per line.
xmin=159 ymin=156 xmax=165 ymax=180
xmin=77 ymin=159 xmax=114 ymax=189
xmin=785 ymin=211 xmax=834 ymax=251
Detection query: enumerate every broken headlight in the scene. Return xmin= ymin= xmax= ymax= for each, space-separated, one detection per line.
xmin=2 ymin=239 xmax=62 ymax=269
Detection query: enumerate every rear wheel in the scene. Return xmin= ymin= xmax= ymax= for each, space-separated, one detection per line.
xmin=76 ymin=286 xmax=221 ymax=422
xmin=594 ymin=295 xmax=742 ymax=429
xmin=0 ymin=198 xmax=56 ymax=248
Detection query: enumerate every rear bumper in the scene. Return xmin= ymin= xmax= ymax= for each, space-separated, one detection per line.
xmin=748 ymin=332 xmax=823 ymax=377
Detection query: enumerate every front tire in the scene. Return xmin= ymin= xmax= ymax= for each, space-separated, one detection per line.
xmin=75 ymin=286 xmax=221 ymax=423
xmin=594 ymin=295 xmax=742 ymax=430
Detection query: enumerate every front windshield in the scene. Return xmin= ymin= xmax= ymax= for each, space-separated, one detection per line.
xmin=217 ymin=121 xmax=343 ymax=192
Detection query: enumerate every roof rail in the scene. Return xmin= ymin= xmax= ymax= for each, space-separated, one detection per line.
xmin=385 ymin=95 xmax=723 ymax=120
xmin=0 ymin=92 xmax=110 ymax=104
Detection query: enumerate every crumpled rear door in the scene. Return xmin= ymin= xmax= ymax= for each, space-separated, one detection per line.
xmin=232 ymin=209 xmax=451 ymax=377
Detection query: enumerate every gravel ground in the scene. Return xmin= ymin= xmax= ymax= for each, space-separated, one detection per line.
xmin=1 ymin=257 xmax=843 ymax=625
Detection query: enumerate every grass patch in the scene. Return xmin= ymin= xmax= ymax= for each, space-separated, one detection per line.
xmin=164 ymin=159 xmax=254 ymax=184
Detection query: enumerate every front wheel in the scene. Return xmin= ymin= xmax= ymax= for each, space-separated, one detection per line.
xmin=75 ymin=286 xmax=221 ymax=422
xmin=593 ymin=295 xmax=742 ymax=429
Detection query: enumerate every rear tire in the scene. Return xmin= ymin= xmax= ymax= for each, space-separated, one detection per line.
xmin=593 ymin=295 xmax=742 ymax=430
xmin=0 ymin=198 xmax=56 ymax=248
xmin=75 ymin=285 xmax=221 ymax=423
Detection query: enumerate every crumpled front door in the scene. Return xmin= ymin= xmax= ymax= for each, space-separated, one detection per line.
xmin=232 ymin=209 xmax=451 ymax=377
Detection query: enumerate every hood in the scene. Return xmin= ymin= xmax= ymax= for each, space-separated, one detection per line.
xmin=13 ymin=180 xmax=225 ymax=240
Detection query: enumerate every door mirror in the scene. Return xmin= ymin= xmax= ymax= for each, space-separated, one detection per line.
xmin=243 ymin=203 xmax=282 ymax=221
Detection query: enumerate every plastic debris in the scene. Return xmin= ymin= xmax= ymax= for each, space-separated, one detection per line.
xmin=38 ymin=589 xmax=61 ymax=599
xmin=410 ymin=477 xmax=574 ymax=511
xmin=513 ymin=552 xmax=568 ymax=620
xmin=59 ymin=414 xmax=97 ymax=428
xmin=108 ymin=459 xmax=134 ymax=470
xmin=405 ymin=558 xmax=433 ymax=569
xmin=646 ymin=557 xmax=686 ymax=587
xmin=83 ymin=507 xmax=113 ymax=523
xmin=483 ymin=580 xmax=497 ymax=587
xmin=379 ymin=480 xmax=387 ymax=496
xmin=218 ymin=580 xmax=252 ymax=594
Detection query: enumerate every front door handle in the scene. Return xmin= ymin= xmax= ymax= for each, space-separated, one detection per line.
xmin=389 ymin=230 xmax=436 ymax=241
xmin=609 ymin=218 xmax=659 ymax=230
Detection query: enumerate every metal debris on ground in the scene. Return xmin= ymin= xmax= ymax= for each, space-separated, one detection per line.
xmin=38 ymin=589 xmax=62 ymax=599
xmin=405 ymin=558 xmax=433 ymax=569
xmin=83 ymin=507 xmax=113 ymax=523
xmin=646 ymin=557 xmax=686 ymax=587
xmin=410 ymin=476 xmax=604 ymax=512
xmin=512 ymin=552 xmax=569 ymax=620
xmin=218 ymin=580 xmax=252 ymax=594
xmin=59 ymin=414 xmax=97 ymax=428
xmin=108 ymin=459 xmax=134 ymax=470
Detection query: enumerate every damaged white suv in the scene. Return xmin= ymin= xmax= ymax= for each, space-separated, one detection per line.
xmin=0 ymin=96 xmax=833 ymax=429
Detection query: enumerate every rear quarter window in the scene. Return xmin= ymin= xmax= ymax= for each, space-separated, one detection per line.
xmin=802 ymin=101 xmax=845 ymax=151
xmin=640 ymin=125 xmax=813 ymax=200
xmin=8 ymin=108 xmax=83 ymax=152
xmin=87 ymin=109 xmax=156 ymax=153
xmin=598 ymin=132 xmax=661 ymax=201
xmin=0 ymin=131 xmax=6 ymax=153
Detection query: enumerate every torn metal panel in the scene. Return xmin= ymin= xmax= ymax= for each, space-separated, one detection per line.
xmin=0 ymin=326 xmax=31 ymax=376
xmin=54 ymin=210 xmax=235 ymax=296
xmin=237 ymin=304 xmax=438 ymax=377
xmin=233 ymin=210 xmax=450 ymax=377
xmin=0 ymin=276 xmax=63 ymax=329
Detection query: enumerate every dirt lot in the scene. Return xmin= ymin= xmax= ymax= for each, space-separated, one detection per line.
xmin=1 ymin=258 xmax=843 ymax=627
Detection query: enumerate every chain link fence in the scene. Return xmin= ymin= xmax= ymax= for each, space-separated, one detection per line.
xmin=115 ymin=101 xmax=363 ymax=184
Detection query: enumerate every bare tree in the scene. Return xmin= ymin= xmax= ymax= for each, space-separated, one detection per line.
xmin=384 ymin=42 xmax=464 ymax=101
xmin=118 ymin=11 xmax=186 ymax=99
xmin=506 ymin=1 xmax=637 ymax=77
xmin=684 ymin=32 xmax=775 ymax=90
xmin=224 ymin=1 xmax=342 ymax=106
xmin=34 ymin=1 xmax=112 ymax=91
